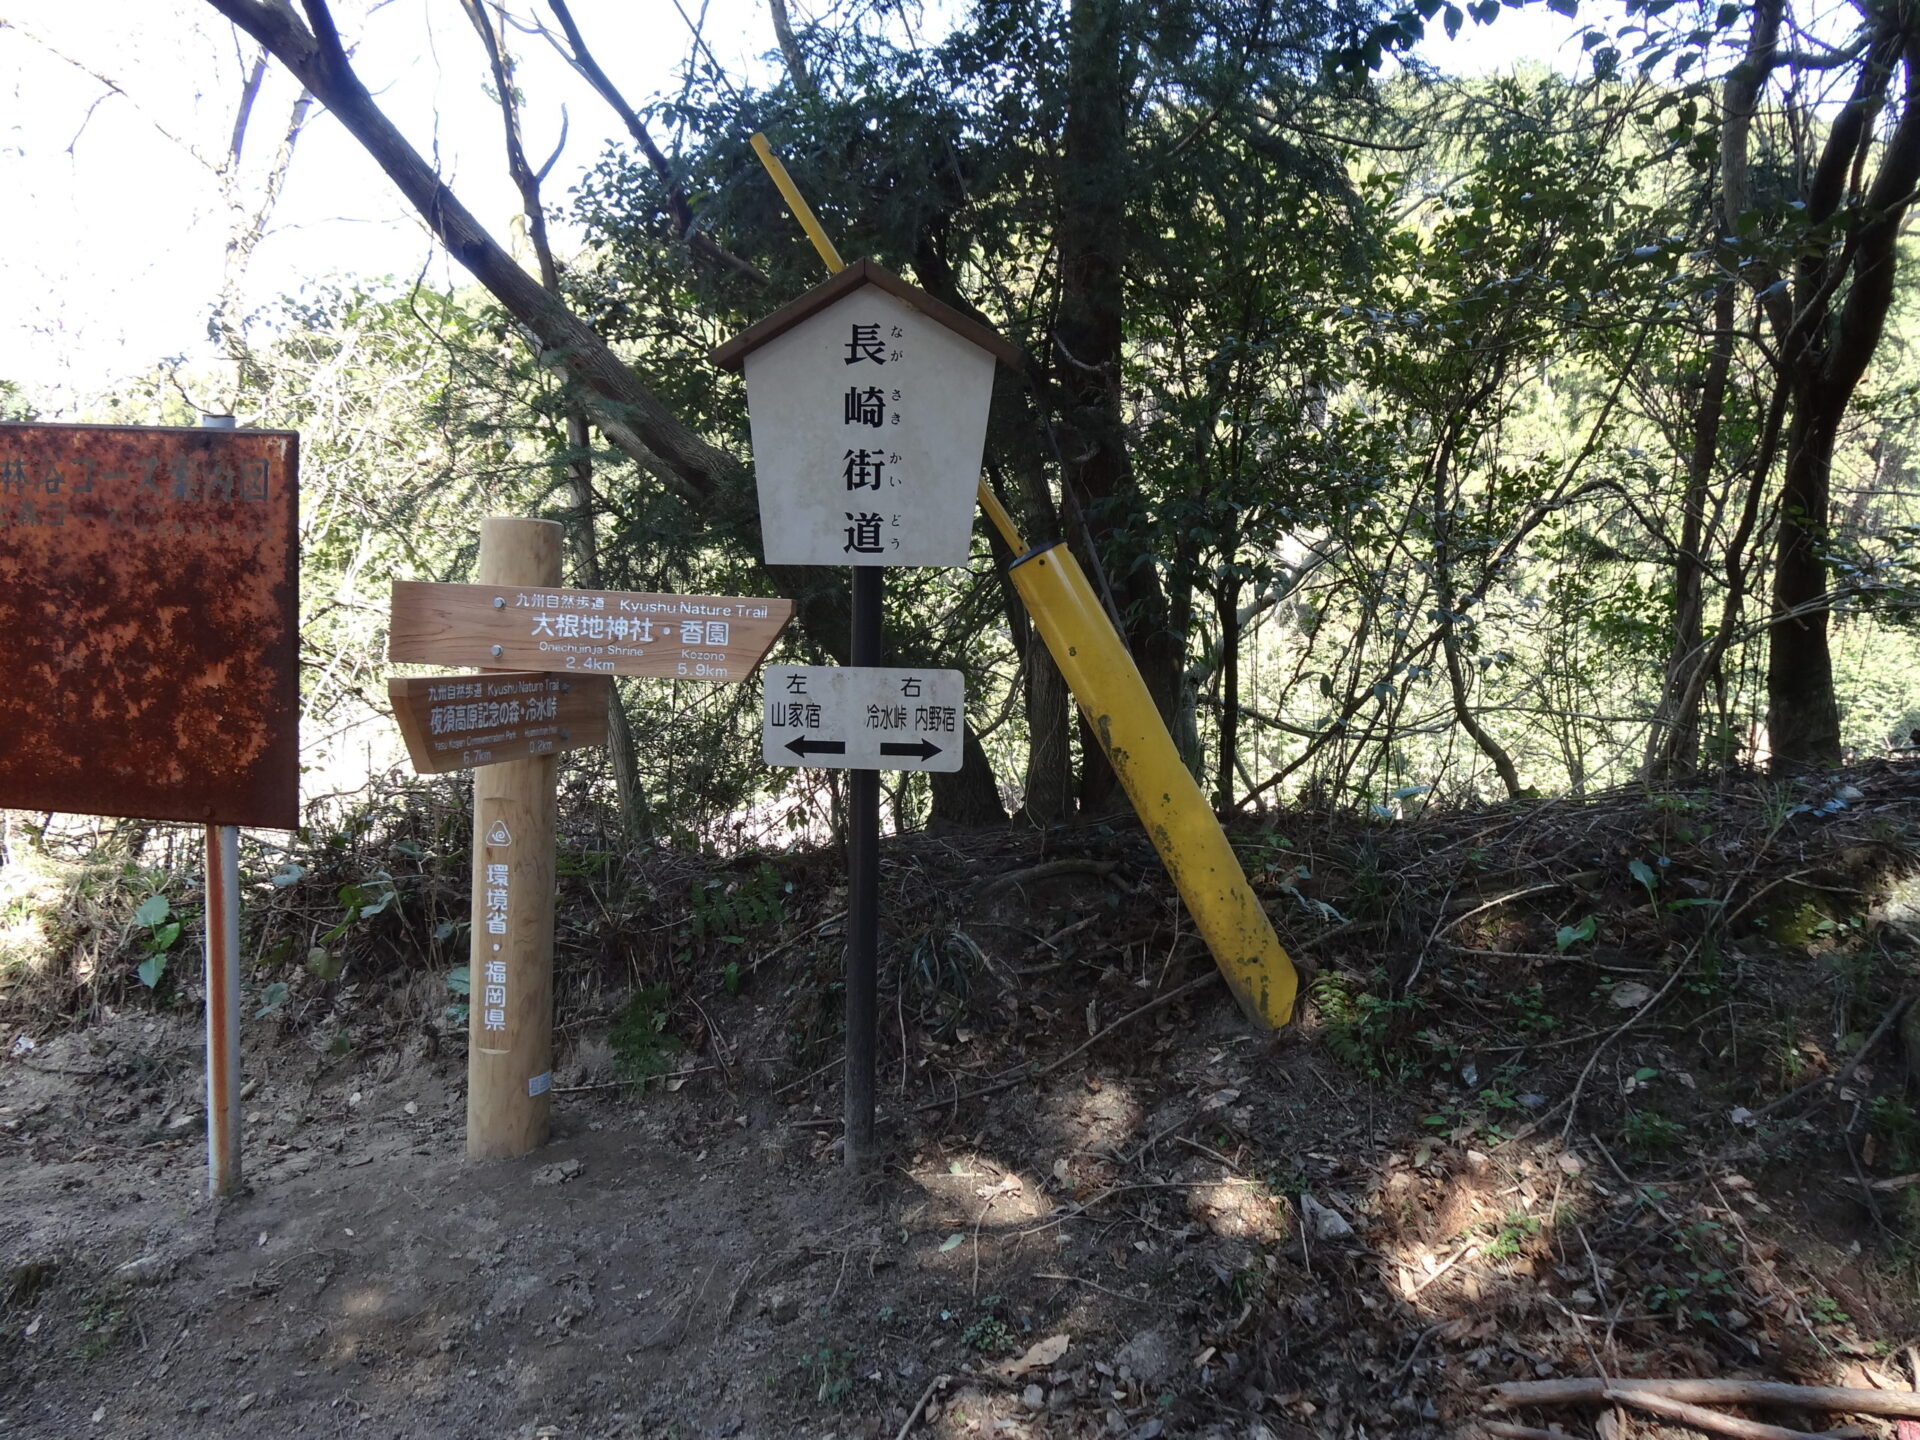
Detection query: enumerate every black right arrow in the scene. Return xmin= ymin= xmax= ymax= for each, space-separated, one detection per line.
xmin=879 ymin=738 xmax=942 ymax=761
xmin=785 ymin=735 xmax=847 ymax=758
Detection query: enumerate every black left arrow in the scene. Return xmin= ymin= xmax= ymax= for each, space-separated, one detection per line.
xmin=879 ymin=738 xmax=942 ymax=762
xmin=785 ymin=735 xmax=847 ymax=758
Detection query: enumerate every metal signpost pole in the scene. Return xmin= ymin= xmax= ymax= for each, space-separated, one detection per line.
xmin=723 ymin=140 xmax=1013 ymax=1169
xmin=844 ymin=566 xmax=882 ymax=1171
xmin=198 ymin=412 xmax=243 ymax=1198
xmin=204 ymin=822 xmax=242 ymax=1196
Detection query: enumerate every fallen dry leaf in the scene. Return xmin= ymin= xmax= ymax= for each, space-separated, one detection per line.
xmin=1610 ymin=982 xmax=1652 ymax=1009
xmin=995 ymin=1333 xmax=1070 ymax=1379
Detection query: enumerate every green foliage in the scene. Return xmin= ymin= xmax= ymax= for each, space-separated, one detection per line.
xmin=1806 ymin=1293 xmax=1851 ymax=1329
xmin=253 ymin=981 xmax=290 ymax=1019
xmin=960 ymin=1296 xmax=1015 ymax=1354
xmin=1620 ymin=1107 xmax=1687 ymax=1161
xmin=1502 ymin=982 xmax=1558 ymax=1034
xmin=74 ymin=1295 xmax=130 ymax=1361
xmin=132 ymin=894 xmax=180 ymax=991
xmin=1870 ymin=1096 xmax=1920 ymax=1174
xmin=443 ymin=965 xmax=471 ymax=1027
xmin=1482 ymin=1208 xmax=1543 ymax=1263
xmin=608 ymin=984 xmax=679 ymax=1083
xmin=1555 ymin=915 xmax=1597 ymax=952
xmin=1628 ymin=858 xmax=1659 ymax=901
xmin=690 ymin=864 xmax=787 ymax=941
xmin=1311 ymin=970 xmax=1427 ymax=1083
xmin=796 ymin=1343 xmax=854 ymax=1408
xmin=61 ymin=0 xmax=1920 ymax=833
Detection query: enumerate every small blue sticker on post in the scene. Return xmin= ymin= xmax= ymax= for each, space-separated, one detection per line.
xmin=527 ymin=1071 xmax=552 ymax=1098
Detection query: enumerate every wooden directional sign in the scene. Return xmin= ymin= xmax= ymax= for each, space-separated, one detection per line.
xmin=712 ymin=261 xmax=1019 ymax=569
xmin=388 ymin=672 xmax=610 ymax=775
xmin=388 ymin=582 xmax=792 ymax=682
xmin=762 ymin=666 xmax=964 ymax=772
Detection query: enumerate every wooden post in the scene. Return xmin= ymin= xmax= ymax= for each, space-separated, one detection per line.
xmin=466 ymin=517 xmax=562 ymax=1160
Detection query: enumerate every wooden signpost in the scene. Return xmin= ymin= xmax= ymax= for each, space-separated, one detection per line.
xmin=714 ymin=257 xmax=1016 ymax=1171
xmin=387 ymin=529 xmax=792 ymax=1160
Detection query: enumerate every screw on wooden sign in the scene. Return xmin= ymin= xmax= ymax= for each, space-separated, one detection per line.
xmin=387 ymin=671 xmax=610 ymax=774
xmin=388 ymin=581 xmax=792 ymax=680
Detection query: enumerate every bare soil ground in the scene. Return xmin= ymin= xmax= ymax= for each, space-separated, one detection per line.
xmin=4 ymin=764 xmax=1920 ymax=1440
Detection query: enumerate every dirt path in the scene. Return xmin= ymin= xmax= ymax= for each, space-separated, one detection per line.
xmin=8 ymin=775 xmax=1920 ymax=1439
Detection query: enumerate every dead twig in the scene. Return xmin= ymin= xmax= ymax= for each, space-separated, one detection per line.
xmin=715 ymin=1254 xmax=758 ymax=1339
xmin=1746 ymin=994 xmax=1911 ymax=1123
xmin=1034 ymin=1271 xmax=1178 ymax=1309
xmin=1439 ymin=883 xmax=1567 ymax=935
xmin=1603 ymin=1385 xmax=1853 ymax=1440
xmin=753 ymin=911 xmax=847 ymax=971
xmin=1494 ymin=1378 xmax=1920 ymax=1419
xmin=979 ymin=858 xmax=1118 ymax=897
xmin=1407 ymin=1242 xmax=1479 ymax=1298
xmin=894 ymin=1373 xmax=951 ymax=1440
xmin=1483 ymin=1422 xmax=1569 ymax=1440
xmin=913 ymin=970 xmax=1220 ymax=1114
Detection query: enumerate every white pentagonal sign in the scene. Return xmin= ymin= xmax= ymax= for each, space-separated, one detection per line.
xmin=713 ymin=262 xmax=1015 ymax=568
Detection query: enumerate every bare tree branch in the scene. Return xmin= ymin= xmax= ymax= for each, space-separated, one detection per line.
xmin=531 ymin=0 xmax=766 ymax=282
xmin=768 ymin=0 xmax=817 ymax=96
xmin=201 ymin=0 xmax=740 ymax=508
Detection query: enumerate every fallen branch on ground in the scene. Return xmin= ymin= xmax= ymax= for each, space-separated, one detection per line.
xmin=1494 ymin=1378 xmax=1920 ymax=1419
xmin=1745 ymin=994 xmax=1912 ymax=1123
xmin=912 ymin=968 xmax=1219 ymax=1114
xmin=1604 ymin=1385 xmax=1855 ymax=1440
xmin=894 ymin=1373 xmax=950 ymax=1440
xmin=978 ymin=858 xmax=1119 ymax=896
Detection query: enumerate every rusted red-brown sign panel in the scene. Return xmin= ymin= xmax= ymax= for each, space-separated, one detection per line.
xmin=0 ymin=423 xmax=299 ymax=829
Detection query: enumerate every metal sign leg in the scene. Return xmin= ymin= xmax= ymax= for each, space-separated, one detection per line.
xmin=843 ymin=566 xmax=882 ymax=1171
xmin=204 ymin=823 xmax=241 ymax=1197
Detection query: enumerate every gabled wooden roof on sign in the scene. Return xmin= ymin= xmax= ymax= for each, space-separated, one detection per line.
xmin=709 ymin=258 xmax=1023 ymax=372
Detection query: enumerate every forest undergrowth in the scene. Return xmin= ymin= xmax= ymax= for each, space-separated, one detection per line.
xmin=4 ymin=762 xmax=1920 ymax=1437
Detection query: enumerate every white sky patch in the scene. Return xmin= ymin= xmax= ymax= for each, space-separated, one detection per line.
xmin=1 ymin=0 xmax=1586 ymax=410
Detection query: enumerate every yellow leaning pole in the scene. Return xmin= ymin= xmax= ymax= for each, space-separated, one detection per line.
xmin=748 ymin=136 xmax=1299 ymax=1028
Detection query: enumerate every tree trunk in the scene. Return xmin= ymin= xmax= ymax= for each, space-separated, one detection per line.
xmin=1647 ymin=278 xmax=1734 ymax=780
xmin=1430 ymin=425 xmax=1523 ymax=799
xmin=930 ymin=725 xmax=1010 ymax=827
xmin=465 ymin=0 xmax=651 ymax=833
xmin=1021 ymin=646 xmax=1073 ymax=826
xmin=1766 ymin=403 xmax=1844 ymax=767
xmin=1055 ymin=0 xmax=1180 ymax=812
xmin=1766 ymin=27 xmax=1920 ymax=770
xmin=204 ymin=0 xmax=861 ymax=672
xmin=1214 ymin=580 xmax=1240 ymax=810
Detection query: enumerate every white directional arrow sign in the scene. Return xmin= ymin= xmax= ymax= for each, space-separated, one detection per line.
xmin=762 ymin=665 xmax=964 ymax=773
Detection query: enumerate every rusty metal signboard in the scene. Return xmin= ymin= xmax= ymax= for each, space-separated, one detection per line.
xmin=388 ymin=672 xmax=610 ymax=774
xmin=0 ymin=423 xmax=300 ymax=829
